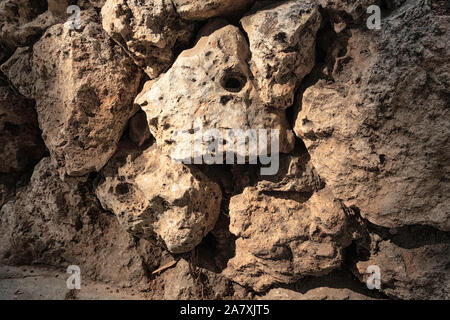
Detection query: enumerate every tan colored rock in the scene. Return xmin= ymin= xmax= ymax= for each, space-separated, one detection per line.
xmin=223 ymin=187 xmax=351 ymax=291
xmin=0 ymin=47 xmax=33 ymax=98
xmin=260 ymin=287 xmax=374 ymax=300
xmin=294 ymin=1 xmax=450 ymax=230
xmin=241 ymin=0 xmax=321 ymax=108
xmin=0 ymin=158 xmax=161 ymax=287
xmin=355 ymin=226 xmax=450 ymax=299
xmin=101 ymin=0 xmax=194 ymax=78
xmin=135 ymin=23 xmax=295 ymax=163
xmin=0 ymin=79 xmax=45 ymax=173
xmin=173 ymin=0 xmax=254 ymax=20
xmin=32 ymin=11 xmax=142 ymax=177
xmin=95 ymin=143 xmax=222 ymax=254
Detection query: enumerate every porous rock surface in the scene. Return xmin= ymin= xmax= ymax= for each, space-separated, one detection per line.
xmin=294 ymin=0 xmax=450 ymax=231
xmin=101 ymin=0 xmax=194 ymax=78
xmin=95 ymin=143 xmax=222 ymax=254
xmin=0 ymin=0 xmax=448 ymax=300
xmin=135 ymin=21 xmax=296 ymax=161
xmin=33 ymin=10 xmax=142 ymax=177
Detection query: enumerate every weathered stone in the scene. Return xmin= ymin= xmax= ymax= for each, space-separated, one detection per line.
xmin=135 ymin=23 xmax=295 ymax=163
xmin=294 ymin=1 xmax=450 ymax=231
xmin=0 ymin=1 xmax=60 ymax=49
xmin=101 ymin=0 xmax=194 ymax=78
xmin=223 ymin=187 xmax=351 ymax=291
xmin=0 ymin=79 xmax=45 ymax=173
xmin=95 ymin=143 xmax=222 ymax=254
xmin=32 ymin=10 xmax=142 ymax=177
xmin=0 ymin=158 xmax=161 ymax=287
xmin=355 ymin=226 xmax=450 ymax=299
xmin=173 ymin=0 xmax=254 ymax=20
xmin=1 ymin=47 xmax=34 ymax=98
xmin=241 ymin=0 xmax=321 ymax=108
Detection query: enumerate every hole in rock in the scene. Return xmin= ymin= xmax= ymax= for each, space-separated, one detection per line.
xmin=220 ymin=72 xmax=247 ymax=93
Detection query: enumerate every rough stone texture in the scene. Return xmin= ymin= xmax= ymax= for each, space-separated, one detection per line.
xmin=173 ymin=0 xmax=254 ymax=20
xmin=0 ymin=46 xmax=34 ymax=98
xmin=294 ymin=0 xmax=450 ymax=231
xmin=0 ymin=79 xmax=45 ymax=173
xmin=0 ymin=158 xmax=162 ymax=287
xmin=0 ymin=0 xmax=60 ymax=50
xmin=101 ymin=0 xmax=194 ymax=78
xmin=223 ymin=187 xmax=352 ymax=292
xmin=135 ymin=22 xmax=295 ymax=162
xmin=95 ymin=143 xmax=222 ymax=254
xmin=33 ymin=11 xmax=142 ymax=177
xmin=241 ymin=0 xmax=321 ymax=108
xmin=260 ymin=287 xmax=374 ymax=300
xmin=355 ymin=226 xmax=450 ymax=300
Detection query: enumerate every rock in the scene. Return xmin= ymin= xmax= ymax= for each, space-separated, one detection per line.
xmin=0 ymin=1 xmax=60 ymax=49
xmin=0 ymin=158 xmax=160 ymax=287
xmin=32 ymin=10 xmax=142 ymax=177
xmin=173 ymin=0 xmax=254 ymax=20
xmin=241 ymin=0 xmax=321 ymax=108
xmin=223 ymin=187 xmax=352 ymax=291
xmin=0 ymin=47 xmax=34 ymax=98
xmin=135 ymin=23 xmax=295 ymax=163
xmin=355 ymin=226 xmax=450 ymax=299
xmin=95 ymin=143 xmax=222 ymax=254
xmin=0 ymin=79 xmax=45 ymax=173
xmin=294 ymin=1 xmax=450 ymax=231
xmin=260 ymin=287 xmax=374 ymax=300
xmin=148 ymin=258 xmax=237 ymax=300
xmin=101 ymin=0 xmax=194 ymax=78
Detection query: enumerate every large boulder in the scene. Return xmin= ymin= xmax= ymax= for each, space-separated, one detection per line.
xmin=0 ymin=158 xmax=161 ymax=287
xmin=241 ymin=0 xmax=321 ymax=108
xmin=223 ymin=186 xmax=352 ymax=292
xmin=294 ymin=0 xmax=450 ymax=231
xmin=32 ymin=10 xmax=142 ymax=177
xmin=95 ymin=143 xmax=222 ymax=254
xmin=101 ymin=0 xmax=194 ymax=78
xmin=135 ymin=22 xmax=295 ymax=163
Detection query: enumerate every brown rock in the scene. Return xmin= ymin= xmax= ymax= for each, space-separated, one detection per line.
xmin=135 ymin=23 xmax=295 ymax=163
xmin=101 ymin=0 xmax=194 ymax=78
xmin=355 ymin=226 xmax=450 ymax=299
xmin=1 ymin=46 xmax=34 ymax=98
xmin=32 ymin=10 xmax=142 ymax=177
xmin=95 ymin=143 xmax=222 ymax=254
xmin=0 ymin=158 xmax=160 ymax=287
xmin=223 ymin=187 xmax=351 ymax=291
xmin=241 ymin=0 xmax=321 ymax=108
xmin=294 ymin=1 xmax=450 ymax=230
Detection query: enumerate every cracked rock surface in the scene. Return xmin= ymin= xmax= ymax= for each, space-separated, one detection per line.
xmin=0 ymin=0 xmax=448 ymax=300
